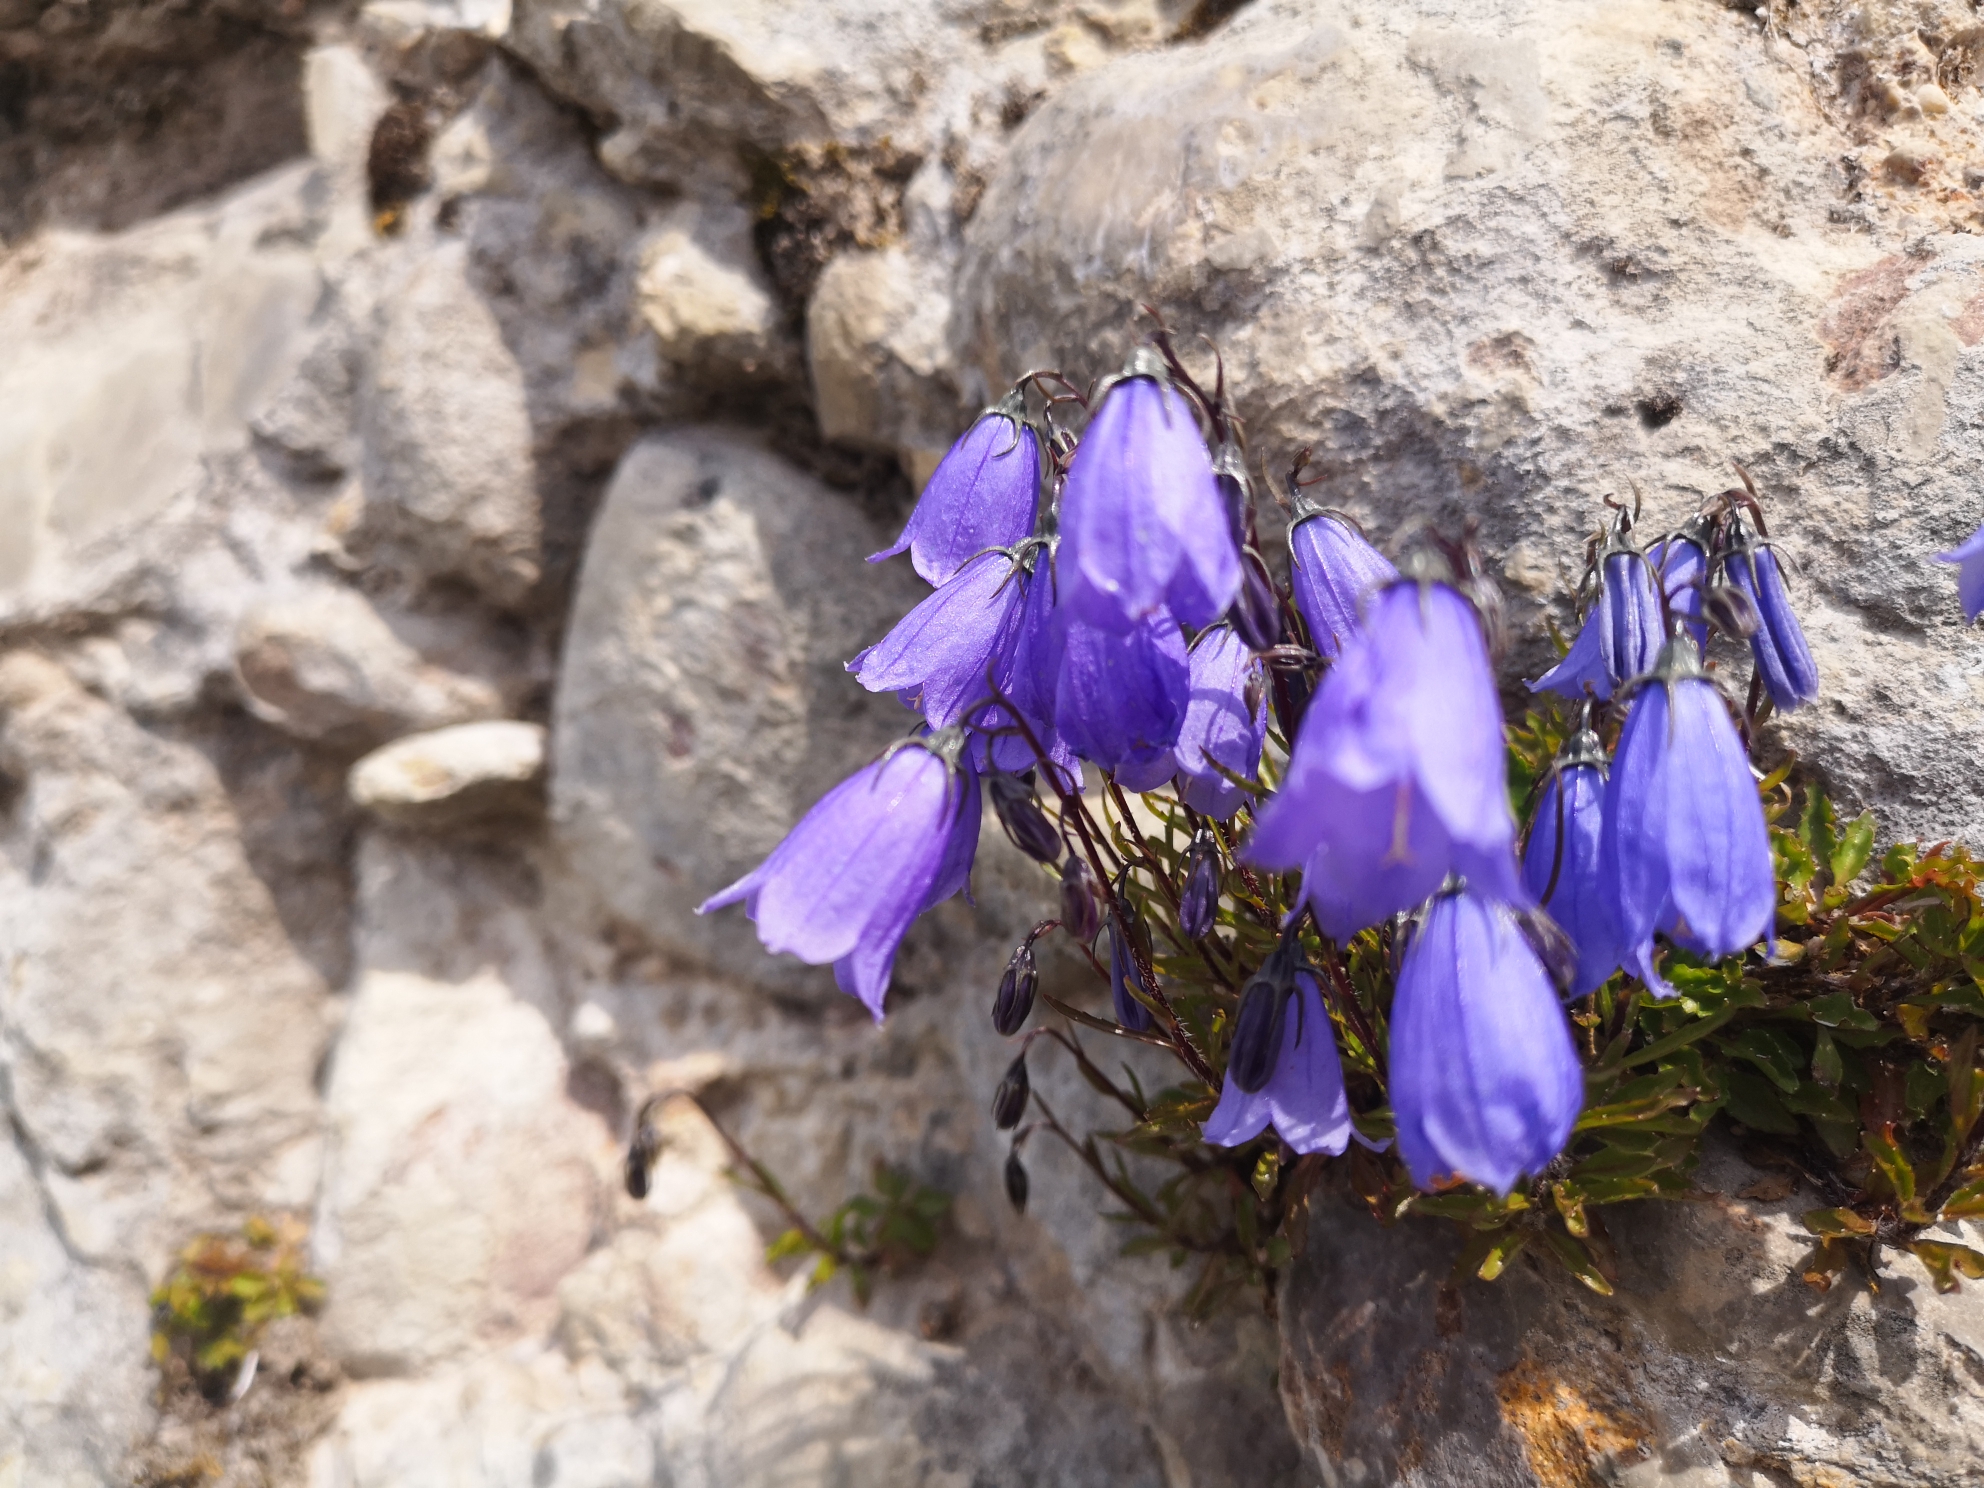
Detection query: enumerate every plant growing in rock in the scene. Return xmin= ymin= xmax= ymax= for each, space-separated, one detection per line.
xmin=695 ymin=318 xmax=1984 ymax=1312
xmin=149 ymin=1215 xmax=324 ymax=1401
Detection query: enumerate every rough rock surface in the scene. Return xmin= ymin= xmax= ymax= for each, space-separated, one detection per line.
xmin=2 ymin=0 xmax=1983 ymax=1484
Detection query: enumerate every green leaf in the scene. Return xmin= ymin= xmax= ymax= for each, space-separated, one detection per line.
xmin=1938 ymin=1177 xmax=1984 ymax=1220
xmin=1538 ymin=1227 xmax=1614 ymax=1295
xmin=1801 ymin=1207 xmax=1877 ymax=1239
xmin=1830 ymin=812 xmax=1876 ymax=891
xmin=1798 ymin=788 xmax=1838 ymax=867
xmin=765 ymin=1228 xmax=811 ymax=1264
xmin=1721 ymin=1068 xmax=1799 ymax=1134
xmin=1806 ymin=992 xmax=1880 ymax=1031
xmin=1474 ymin=1229 xmax=1529 ymax=1282
xmin=1717 ymin=1028 xmax=1804 ymax=1093
xmin=1863 ymin=1125 xmax=1919 ymax=1211
xmin=1882 ymin=842 xmax=1918 ymax=881
xmin=1911 ymin=1240 xmax=1984 ymax=1294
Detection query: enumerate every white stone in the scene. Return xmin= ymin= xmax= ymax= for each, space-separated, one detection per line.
xmin=637 ymin=202 xmax=784 ymax=379
xmin=348 ymin=720 xmax=547 ymax=829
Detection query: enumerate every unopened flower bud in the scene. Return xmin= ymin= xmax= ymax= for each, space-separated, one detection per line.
xmin=1179 ymin=835 xmax=1220 ymax=940
xmin=1108 ymin=903 xmax=1155 ymax=1033
xmin=1511 ymin=905 xmax=1580 ymax=1000
xmin=1228 ymin=939 xmax=1299 ymax=1094
xmin=993 ymin=942 xmax=1039 ymax=1036
xmin=1701 ymin=581 xmax=1760 ymax=640
xmin=989 ymin=771 xmax=1063 ymax=863
xmin=1004 ymin=1149 xmax=1030 ymax=1212
xmin=1060 ymin=854 xmax=1101 ymax=944
xmin=992 ymin=1053 xmax=1030 ymax=1129
xmin=1229 ymin=549 xmax=1281 ymax=651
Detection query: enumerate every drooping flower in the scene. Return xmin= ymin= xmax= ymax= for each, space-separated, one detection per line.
xmin=1650 ymin=524 xmax=1709 ymax=650
xmin=848 ymin=549 xmax=1027 ymax=727
xmin=1107 ymin=905 xmax=1154 ymax=1033
xmin=697 ymin=735 xmax=980 ymax=1020
xmin=1288 ymin=506 xmax=1397 ymax=660
xmin=1389 ymin=888 xmax=1583 ymax=1194
xmin=869 ymin=390 xmax=1039 ymax=585
xmin=1520 ymin=729 xmax=1625 ymax=999
xmin=1938 ymin=522 xmax=1984 ymax=621
xmin=1599 ymin=641 xmax=1775 ymax=990
xmin=1531 ymin=527 xmax=1664 ymax=701
xmin=1178 ymin=833 xmax=1220 ymax=940
xmin=1203 ymin=970 xmax=1351 ymax=1156
xmin=1057 ymin=349 xmax=1239 ymax=633
xmin=1723 ymin=519 xmax=1818 ymax=710
xmin=1171 ymin=625 xmax=1267 ymax=819
xmin=1247 ymin=575 xmax=1525 ymax=937
xmin=1053 ymin=608 xmax=1189 ymax=772
xmin=974 ymin=543 xmax=1082 ymax=786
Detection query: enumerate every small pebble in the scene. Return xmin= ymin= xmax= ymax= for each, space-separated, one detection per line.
xmin=1918 ymin=84 xmax=1952 ymax=118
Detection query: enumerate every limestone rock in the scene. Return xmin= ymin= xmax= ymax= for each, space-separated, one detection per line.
xmin=956 ymin=0 xmax=1984 ymax=843
xmin=637 ymin=200 xmax=788 ymax=385
xmin=548 ymin=426 xmax=925 ymax=995
xmin=1278 ymin=1140 xmax=1984 ymax=1487
xmin=235 ymin=585 xmax=505 ymax=750
xmin=348 ymin=720 xmax=547 ymax=829
xmin=807 ymin=247 xmax=961 ymax=464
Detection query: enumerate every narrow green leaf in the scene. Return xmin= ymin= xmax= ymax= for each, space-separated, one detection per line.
xmin=1830 ymin=811 xmax=1876 ymax=890
xmin=1539 ymin=1227 xmax=1614 ymax=1295
xmin=1801 ymin=1207 xmax=1877 ymax=1239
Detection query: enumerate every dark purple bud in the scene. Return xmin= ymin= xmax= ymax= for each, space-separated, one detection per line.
xmin=1287 ymin=509 xmax=1397 ymax=660
xmin=1058 ymin=350 xmax=1240 ymax=632
xmin=624 ymin=1118 xmax=659 ymax=1200
xmin=1723 ymin=523 xmax=1817 ymax=710
xmin=1004 ymin=1148 xmax=1030 ymax=1212
xmin=988 ymin=771 xmax=1063 ymax=863
xmin=1700 ymin=581 xmax=1760 ymax=640
xmin=1227 ymin=968 xmax=1291 ymax=1096
xmin=992 ymin=941 xmax=1038 ymax=1036
xmin=869 ymin=392 xmax=1039 ymax=586
xmin=1512 ymin=905 xmax=1581 ymax=999
xmin=992 ymin=1053 xmax=1030 ymax=1130
xmin=1108 ymin=905 xmax=1154 ymax=1033
xmin=1270 ymin=662 xmax=1313 ymax=738
xmin=1060 ymin=854 xmax=1101 ymax=944
xmin=1938 ymin=521 xmax=1984 ymax=621
xmin=1178 ymin=834 xmax=1220 ymax=940
xmin=1228 ymin=549 xmax=1281 ymax=651
xmin=1202 ymin=970 xmax=1351 ymax=1155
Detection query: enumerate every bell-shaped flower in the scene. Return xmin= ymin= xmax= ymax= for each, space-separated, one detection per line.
xmin=1053 ymin=608 xmax=1188 ymax=772
xmin=1650 ymin=527 xmax=1709 ymax=651
xmin=1599 ymin=642 xmax=1775 ymax=990
xmin=1939 ymin=521 xmax=1984 ymax=621
xmin=697 ymin=735 xmax=980 ymax=1021
xmin=1057 ymin=349 xmax=1239 ymax=633
xmin=869 ymin=391 xmax=1039 ymax=585
xmin=1247 ymin=576 xmax=1525 ymax=937
xmin=1389 ymin=888 xmax=1583 ymax=1194
xmin=1723 ymin=520 xmax=1817 ymax=710
xmin=1203 ymin=970 xmax=1351 ymax=1156
xmin=1531 ymin=534 xmax=1664 ymax=701
xmin=1171 ymin=625 xmax=1267 ymax=819
xmin=848 ymin=549 xmax=1027 ymax=728
xmin=1107 ymin=905 xmax=1154 ymax=1033
xmin=1288 ymin=506 xmax=1397 ymax=661
xmin=968 ymin=544 xmax=1080 ymax=786
xmin=1520 ymin=730 xmax=1625 ymax=999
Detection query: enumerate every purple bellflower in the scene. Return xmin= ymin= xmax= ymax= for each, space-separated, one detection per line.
xmin=1057 ymin=348 xmax=1240 ymax=633
xmin=1107 ymin=905 xmax=1154 ymax=1033
xmin=1520 ymin=728 xmax=1625 ymax=999
xmin=1389 ymin=887 xmax=1584 ymax=1194
xmin=971 ymin=543 xmax=1081 ymax=787
xmin=1532 ymin=525 xmax=1665 ymax=701
xmin=1938 ymin=522 xmax=1984 ymax=621
xmin=1247 ymin=574 xmax=1526 ymax=937
xmin=1723 ymin=519 xmax=1818 ymax=710
xmin=1650 ymin=524 xmax=1709 ymax=651
xmin=1203 ymin=971 xmax=1351 ymax=1156
xmin=848 ymin=549 xmax=1027 ymax=728
xmin=1599 ymin=641 xmax=1775 ymax=992
xmin=869 ymin=389 xmax=1039 ymax=586
xmin=698 ymin=733 xmax=980 ymax=1021
xmin=1171 ymin=625 xmax=1267 ymax=819
xmin=1053 ymin=608 xmax=1189 ymax=773
xmin=1288 ymin=503 xmax=1398 ymax=661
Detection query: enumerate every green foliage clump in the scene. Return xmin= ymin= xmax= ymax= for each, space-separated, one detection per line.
xmin=149 ymin=1215 xmax=324 ymax=1398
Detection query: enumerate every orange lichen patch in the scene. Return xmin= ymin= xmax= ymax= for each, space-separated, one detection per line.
xmin=1819 ymin=255 xmax=1914 ymax=390
xmin=1495 ymin=1359 xmax=1653 ymax=1488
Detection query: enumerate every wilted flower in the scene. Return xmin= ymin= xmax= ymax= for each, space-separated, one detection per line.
xmin=698 ymin=735 xmax=981 ymax=1020
xmin=1520 ymin=728 xmax=1625 ymax=999
xmin=1057 ymin=349 xmax=1240 ymax=632
xmin=1171 ymin=625 xmax=1268 ymax=819
xmin=1599 ymin=641 xmax=1775 ymax=989
xmin=849 ymin=550 xmax=1027 ymax=727
xmin=1248 ymin=575 xmax=1525 ymax=937
xmin=1938 ymin=521 xmax=1984 ymax=621
xmin=869 ymin=390 xmax=1039 ymax=585
xmin=1178 ymin=833 xmax=1220 ymax=940
xmin=1203 ymin=970 xmax=1351 ymax=1156
xmin=1723 ymin=518 xmax=1818 ymax=710
xmin=1288 ymin=505 xmax=1397 ymax=661
xmin=1053 ymin=608 xmax=1188 ymax=772
xmin=1532 ymin=526 xmax=1664 ymax=701
xmin=993 ymin=940 xmax=1038 ymax=1036
xmin=1389 ymin=888 xmax=1584 ymax=1194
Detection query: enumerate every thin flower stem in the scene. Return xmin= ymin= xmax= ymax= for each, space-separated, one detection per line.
xmin=1040 ymin=988 xmax=1175 ymax=1048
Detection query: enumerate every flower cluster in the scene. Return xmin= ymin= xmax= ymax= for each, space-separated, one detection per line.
xmin=698 ymin=325 xmax=1938 ymax=1234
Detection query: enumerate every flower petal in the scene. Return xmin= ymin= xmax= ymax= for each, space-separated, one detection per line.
xmin=869 ymin=412 xmax=1038 ymax=585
